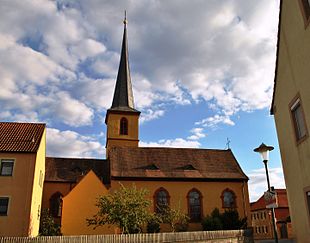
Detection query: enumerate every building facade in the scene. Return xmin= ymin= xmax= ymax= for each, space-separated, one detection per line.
xmin=250 ymin=189 xmax=292 ymax=240
xmin=271 ymin=0 xmax=310 ymax=241
xmin=0 ymin=122 xmax=46 ymax=237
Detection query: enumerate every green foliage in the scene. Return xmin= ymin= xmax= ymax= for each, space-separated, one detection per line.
xmin=87 ymin=183 xmax=152 ymax=234
xmin=202 ymin=208 xmax=247 ymax=231
xmin=39 ymin=208 xmax=61 ymax=236
xmin=146 ymin=216 xmax=161 ymax=233
xmin=159 ymin=205 xmax=189 ymax=232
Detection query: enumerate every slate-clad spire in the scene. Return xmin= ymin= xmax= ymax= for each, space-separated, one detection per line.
xmin=111 ymin=12 xmax=136 ymax=111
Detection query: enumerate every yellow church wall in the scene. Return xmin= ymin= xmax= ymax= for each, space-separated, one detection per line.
xmin=42 ymin=182 xmax=73 ymax=212
xmin=106 ymin=112 xmax=139 ymax=150
xmin=111 ymin=179 xmax=251 ymax=231
xmin=272 ymin=0 xmax=310 ymax=241
xmin=61 ymin=170 xmax=116 ymax=235
xmin=28 ymin=129 xmax=46 ymax=237
xmin=0 ymin=152 xmax=37 ymax=236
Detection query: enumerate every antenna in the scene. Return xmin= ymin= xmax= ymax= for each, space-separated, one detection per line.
xmin=226 ymin=137 xmax=231 ymax=149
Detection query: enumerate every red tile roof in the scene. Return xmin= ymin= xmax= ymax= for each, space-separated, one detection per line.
xmin=250 ymin=189 xmax=289 ymax=211
xmin=0 ymin=122 xmax=45 ymax=153
xmin=109 ymin=147 xmax=248 ymax=180
xmin=45 ymin=157 xmax=109 ymax=184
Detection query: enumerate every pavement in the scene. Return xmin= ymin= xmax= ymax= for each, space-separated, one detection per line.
xmin=254 ymin=239 xmax=296 ymax=243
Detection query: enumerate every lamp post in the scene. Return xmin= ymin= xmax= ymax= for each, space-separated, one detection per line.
xmin=254 ymin=143 xmax=279 ymax=243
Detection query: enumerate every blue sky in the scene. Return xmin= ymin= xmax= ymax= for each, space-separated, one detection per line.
xmin=0 ymin=0 xmax=283 ymax=201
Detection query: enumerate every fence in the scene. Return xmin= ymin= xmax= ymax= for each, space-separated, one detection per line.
xmin=0 ymin=229 xmax=253 ymax=243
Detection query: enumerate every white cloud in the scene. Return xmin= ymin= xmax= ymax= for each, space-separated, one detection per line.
xmin=46 ymin=128 xmax=105 ymax=158
xmin=247 ymin=167 xmax=286 ymax=202
xmin=140 ymin=109 xmax=165 ymax=124
xmin=0 ymin=0 xmax=280 ymax=136
xmin=140 ymin=138 xmax=200 ymax=148
xmin=196 ymin=114 xmax=235 ymax=128
xmin=187 ymin=127 xmax=206 ymax=140
xmin=51 ymin=92 xmax=94 ymax=127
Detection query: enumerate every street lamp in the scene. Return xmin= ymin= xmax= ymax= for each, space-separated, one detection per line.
xmin=254 ymin=143 xmax=278 ymax=243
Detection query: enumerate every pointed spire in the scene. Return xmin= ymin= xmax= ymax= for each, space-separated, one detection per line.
xmin=110 ymin=11 xmax=136 ymax=111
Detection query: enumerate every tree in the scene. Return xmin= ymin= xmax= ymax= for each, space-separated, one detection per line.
xmin=159 ymin=205 xmax=189 ymax=232
xmin=202 ymin=208 xmax=247 ymax=231
xmin=87 ymin=183 xmax=152 ymax=234
xmin=39 ymin=208 xmax=61 ymax=236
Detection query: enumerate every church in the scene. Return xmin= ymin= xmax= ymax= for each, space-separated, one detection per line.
xmin=0 ymin=17 xmax=251 ymax=237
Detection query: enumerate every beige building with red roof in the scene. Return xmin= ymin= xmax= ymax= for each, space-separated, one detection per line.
xmin=0 ymin=122 xmax=46 ymax=237
xmin=250 ymin=189 xmax=292 ymax=240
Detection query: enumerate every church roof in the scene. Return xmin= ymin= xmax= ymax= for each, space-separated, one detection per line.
xmin=109 ymin=15 xmax=139 ymax=113
xmin=0 ymin=122 xmax=45 ymax=153
xmin=109 ymin=147 xmax=248 ymax=181
xmin=45 ymin=157 xmax=110 ymax=185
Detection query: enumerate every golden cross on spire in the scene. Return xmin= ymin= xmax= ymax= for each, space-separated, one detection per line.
xmin=123 ymin=10 xmax=128 ymax=25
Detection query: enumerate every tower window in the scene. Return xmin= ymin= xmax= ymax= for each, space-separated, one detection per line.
xmin=120 ymin=117 xmax=128 ymax=135
xmin=187 ymin=188 xmax=202 ymax=221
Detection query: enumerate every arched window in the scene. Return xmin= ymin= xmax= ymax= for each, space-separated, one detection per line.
xmin=50 ymin=192 xmax=63 ymax=217
xmin=154 ymin=187 xmax=170 ymax=213
xmin=187 ymin=189 xmax=202 ymax=221
xmin=221 ymin=189 xmax=236 ymax=208
xmin=120 ymin=117 xmax=128 ymax=135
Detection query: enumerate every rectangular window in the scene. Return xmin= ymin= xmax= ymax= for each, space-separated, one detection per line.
xmin=290 ymin=97 xmax=308 ymax=142
xmin=39 ymin=170 xmax=43 ymax=187
xmin=307 ymin=191 xmax=310 ymax=216
xmin=299 ymin=0 xmax=310 ymax=26
xmin=0 ymin=197 xmax=9 ymax=216
xmin=0 ymin=159 xmax=14 ymax=176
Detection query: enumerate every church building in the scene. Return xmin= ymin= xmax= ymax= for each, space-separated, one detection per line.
xmin=0 ymin=17 xmax=251 ymax=236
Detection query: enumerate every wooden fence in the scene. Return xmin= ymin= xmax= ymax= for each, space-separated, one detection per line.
xmin=0 ymin=229 xmax=253 ymax=243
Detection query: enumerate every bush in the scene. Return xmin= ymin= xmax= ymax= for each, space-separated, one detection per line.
xmin=202 ymin=208 xmax=247 ymax=231
xmin=147 ymin=218 xmax=161 ymax=233
xmin=39 ymin=209 xmax=61 ymax=236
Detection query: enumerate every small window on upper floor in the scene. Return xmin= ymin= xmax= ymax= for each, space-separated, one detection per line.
xmin=306 ymin=191 xmax=310 ymax=217
xmin=0 ymin=159 xmax=14 ymax=176
xmin=299 ymin=0 xmax=310 ymax=26
xmin=120 ymin=117 xmax=128 ymax=135
xmin=0 ymin=197 xmax=9 ymax=216
xmin=290 ymin=96 xmax=308 ymax=143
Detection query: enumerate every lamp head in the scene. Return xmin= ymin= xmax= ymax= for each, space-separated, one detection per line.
xmin=254 ymin=143 xmax=274 ymax=162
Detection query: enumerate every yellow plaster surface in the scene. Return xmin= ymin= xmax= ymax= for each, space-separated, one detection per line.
xmin=61 ymin=170 xmax=116 ymax=235
xmin=273 ymin=0 xmax=310 ymax=241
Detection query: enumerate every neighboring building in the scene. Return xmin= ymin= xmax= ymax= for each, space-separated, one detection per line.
xmin=250 ymin=189 xmax=292 ymax=240
xmin=271 ymin=0 xmax=310 ymax=241
xmin=0 ymin=122 xmax=46 ymax=237
xmin=1 ymin=17 xmax=252 ymax=236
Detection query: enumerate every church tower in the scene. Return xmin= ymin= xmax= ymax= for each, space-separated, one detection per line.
xmin=105 ymin=14 xmax=140 ymax=152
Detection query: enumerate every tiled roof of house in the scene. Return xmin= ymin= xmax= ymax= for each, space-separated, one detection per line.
xmin=0 ymin=122 xmax=45 ymax=153
xmin=250 ymin=189 xmax=289 ymax=211
xmin=45 ymin=157 xmax=110 ymax=185
xmin=109 ymin=147 xmax=248 ymax=181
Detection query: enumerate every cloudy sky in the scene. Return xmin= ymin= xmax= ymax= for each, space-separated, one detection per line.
xmin=0 ymin=0 xmax=283 ymax=201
